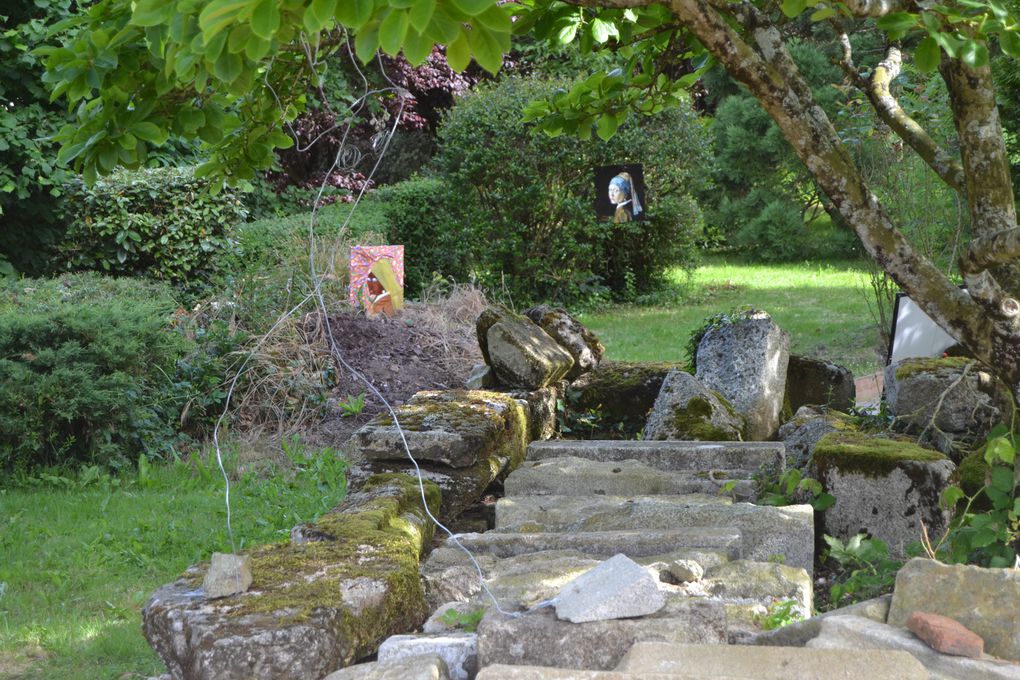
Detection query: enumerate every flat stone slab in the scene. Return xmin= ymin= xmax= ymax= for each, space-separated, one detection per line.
xmin=527 ymin=440 xmax=784 ymax=474
xmin=616 ymin=641 xmax=928 ymax=679
xmin=554 ymin=554 xmax=665 ymax=623
xmin=808 ymin=616 xmax=1020 ymax=679
xmin=476 ymin=601 xmax=727 ymax=670
xmin=888 ymin=558 xmax=1020 ymax=662
xmin=324 ymin=654 xmax=450 ymax=679
xmin=378 ymin=634 xmax=476 ymax=680
xmin=505 ymin=457 xmax=755 ymax=500
xmin=442 ymin=528 xmax=744 ymax=560
xmin=494 ymin=495 xmax=814 ymax=573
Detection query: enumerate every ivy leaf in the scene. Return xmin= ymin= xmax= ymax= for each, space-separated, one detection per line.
xmin=379 ymin=9 xmax=409 ymax=55
xmin=251 ymin=0 xmax=281 ymax=40
xmin=960 ymin=39 xmax=988 ymax=67
xmin=914 ymin=35 xmax=941 ymax=72
xmin=409 ymin=0 xmax=436 ymax=33
xmin=1001 ymin=30 xmax=1020 ymax=58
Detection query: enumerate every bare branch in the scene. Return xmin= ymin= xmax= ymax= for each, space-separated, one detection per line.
xmin=866 ymin=47 xmax=967 ymax=194
xmin=963 ymin=227 xmax=1020 ymax=274
xmin=841 ymin=0 xmax=907 ymax=16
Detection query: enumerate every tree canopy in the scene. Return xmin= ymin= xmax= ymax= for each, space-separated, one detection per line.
xmin=37 ymin=0 xmax=1020 ymax=388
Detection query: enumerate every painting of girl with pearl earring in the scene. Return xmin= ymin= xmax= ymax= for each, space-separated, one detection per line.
xmin=594 ymin=164 xmax=645 ymax=223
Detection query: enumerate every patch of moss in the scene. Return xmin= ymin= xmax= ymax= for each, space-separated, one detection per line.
xmin=567 ymin=361 xmax=683 ymax=437
xmin=813 ymin=431 xmax=947 ymax=479
xmin=953 ymin=450 xmax=989 ymax=498
xmin=894 ymin=356 xmax=973 ymax=381
xmin=668 ymin=396 xmax=737 ymax=441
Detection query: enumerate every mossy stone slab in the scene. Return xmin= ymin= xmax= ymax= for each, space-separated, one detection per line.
xmin=487 ymin=319 xmax=574 ymax=390
xmin=566 ymin=360 xmax=683 ymax=437
xmin=527 ymin=440 xmax=785 ymax=475
xmin=644 ymin=370 xmax=745 ymax=441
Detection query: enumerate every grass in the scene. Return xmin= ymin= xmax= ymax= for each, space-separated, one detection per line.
xmin=579 ymin=256 xmax=884 ymax=378
xmin=0 ymin=441 xmax=347 ymax=680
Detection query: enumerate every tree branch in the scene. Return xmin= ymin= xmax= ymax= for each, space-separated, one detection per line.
xmin=857 ymin=46 xmax=967 ymax=195
xmin=841 ymin=0 xmax=907 ymax=16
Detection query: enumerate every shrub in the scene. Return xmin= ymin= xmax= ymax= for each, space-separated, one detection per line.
xmin=734 ymin=199 xmax=809 ymax=262
xmin=435 ymin=75 xmax=712 ymax=305
xmin=58 ymin=166 xmax=247 ymax=287
xmin=0 ymin=274 xmax=196 ymax=470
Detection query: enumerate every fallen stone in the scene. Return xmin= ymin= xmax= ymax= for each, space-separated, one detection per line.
xmin=494 ymin=495 xmax=815 ymax=573
xmin=554 ymin=554 xmax=666 ymax=623
xmin=323 ymin=654 xmax=450 ymax=680
xmin=747 ymin=594 xmax=891 ymax=647
xmin=504 ymin=456 xmax=755 ymax=500
xmin=778 ymin=406 xmax=857 ymax=470
xmin=644 ymin=370 xmax=745 ymax=441
xmin=464 ymin=364 xmax=498 ymax=390
xmin=487 ymin=317 xmax=574 ymax=389
xmin=527 ymin=439 xmax=785 ymax=475
xmin=808 ymin=615 xmax=1020 ymax=679
xmin=142 ymin=475 xmax=440 ymax=680
xmin=667 ymin=559 xmax=704 ymax=583
xmin=907 ymin=611 xmax=985 ymax=659
xmin=615 ymin=641 xmax=928 ymax=679
xmin=475 ymin=306 xmax=515 ymax=368
xmin=565 ymin=360 xmax=682 ymax=438
xmin=351 ymin=390 xmax=529 ymax=469
xmin=811 ymin=431 xmax=954 ymax=558
xmin=702 ymin=560 xmax=812 ymax=620
xmin=786 ymin=355 xmax=856 ymax=412
xmin=476 ymin=600 xmax=727 ymax=670
xmin=524 ymin=305 xmax=605 ymax=380
xmin=378 ymin=634 xmax=476 ymax=680
xmin=888 ymin=558 xmax=1020 ymax=662
xmin=475 ymin=668 xmax=629 ymax=680
xmin=696 ymin=310 xmax=790 ymax=440
xmin=505 ymin=385 xmax=559 ymax=441
xmin=202 ymin=553 xmax=252 ymax=599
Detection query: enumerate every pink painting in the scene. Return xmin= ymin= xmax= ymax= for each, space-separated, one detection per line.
xmin=349 ymin=245 xmax=405 ymax=317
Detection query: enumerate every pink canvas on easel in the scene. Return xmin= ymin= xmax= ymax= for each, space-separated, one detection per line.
xmin=349 ymin=245 xmax=405 ymax=317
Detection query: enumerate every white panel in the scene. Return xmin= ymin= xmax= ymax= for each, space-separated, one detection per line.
xmin=889 ymin=296 xmax=957 ymax=365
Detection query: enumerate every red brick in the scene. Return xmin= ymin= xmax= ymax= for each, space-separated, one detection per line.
xmin=907 ymin=611 xmax=985 ymax=658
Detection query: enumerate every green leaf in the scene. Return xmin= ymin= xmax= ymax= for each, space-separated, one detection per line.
xmin=450 ymin=0 xmax=492 ymax=16
xmin=474 ymin=5 xmax=509 ymax=33
xmin=961 ymin=39 xmax=988 ymax=67
xmin=213 ymin=51 xmax=243 ymax=83
xmin=251 ymin=0 xmax=281 ymax=40
xmin=409 ymin=0 xmax=436 ymax=32
xmin=970 ymin=527 xmax=999 ymax=548
xmin=402 ymin=27 xmax=433 ymax=65
xmin=781 ymin=0 xmax=807 ymax=18
xmin=557 ymin=20 xmax=579 ymax=44
xmin=199 ymin=0 xmax=253 ymax=40
xmin=354 ymin=20 xmax=380 ymax=63
xmin=466 ymin=21 xmax=505 ymax=73
xmin=130 ymin=122 xmax=167 ymax=144
xmin=336 ymin=0 xmax=374 ymax=29
xmin=810 ymin=7 xmax=836 ymax=21
xmin=245 ymin=36 xmax=271 ymax=61
xmin=379 ymin=9 xmax=409 ymax=55
xmin=132 ymin=0 xmax=171 ymax=27
xmin=445 ymin=30 xmax=471 ymax=71
xmin=876 ymin=12 xmax=917 ymax=36
xmin=915 ymin=35 xmax=941 ymax=72
xmin=813 ymin=493 xmax=836 ymax=511
xmin=596 ymin=112 xmax=619 ymax=140
xmin=986 ymin=436 xmax=1014 ymax=464
xmin=591 ymin=18 xmax=613 ymax=43
xmin=990 ymin=465 xmax=1015 ymax=493
xmin=941 ymin=485 xmax=965 ymax=509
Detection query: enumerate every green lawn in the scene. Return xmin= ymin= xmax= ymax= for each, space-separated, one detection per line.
xmin=579 ymin=257 xmax=884 ymax=378
xmin=0 ymin=446 xmax=346 ymax=680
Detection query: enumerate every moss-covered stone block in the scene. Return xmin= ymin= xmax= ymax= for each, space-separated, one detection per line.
xmin=142 ymin=474 xmax=441 ymax=680
xmin=353 ymin=390 xmax=530 ymax=470
xmin=566 ymin=360 xmax=684 ymax=438
xmin=811 ymin=432 xmax=954 ymax=558
xmin=644 ymin=370 xmax=745 ymax=441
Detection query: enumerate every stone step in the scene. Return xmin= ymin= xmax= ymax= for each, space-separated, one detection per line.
xmin=422 ymin=548 xmax=810 ymax=622
xmin=504 ymin=456 xmax=756 ymax=500
xmin=474 ymin=642 xmax=929 ymax=679
xmin=475 ymin=603 xmax=728 ymax=671
xmin=616 ymin=641 xmax=928 ymax=678
xmin=527 ymin=440 xmax=784 ymax=474
xmin=494 ymin=495 xmax=814 ymax=573
xmin=442 ymin=528 xmax=744 ymax=560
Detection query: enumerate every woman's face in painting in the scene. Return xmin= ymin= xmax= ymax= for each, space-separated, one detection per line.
xmin=366 ymin=274 xmax=383 ymax=295
xmin=608 ymin=182 xmax=625 ymax=205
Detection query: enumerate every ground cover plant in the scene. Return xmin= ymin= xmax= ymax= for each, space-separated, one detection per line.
xmin=0 ymin=442 xmax=347 ymax=679
xmin=580 ymin=257 xmax=882 ymax=378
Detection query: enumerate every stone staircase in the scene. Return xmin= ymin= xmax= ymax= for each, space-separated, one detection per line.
xmin=416 ymin=439 xmax=818 ymax=673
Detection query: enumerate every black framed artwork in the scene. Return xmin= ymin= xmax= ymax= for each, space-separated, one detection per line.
xmin=594 ymin=164 xmax=645 ymax=223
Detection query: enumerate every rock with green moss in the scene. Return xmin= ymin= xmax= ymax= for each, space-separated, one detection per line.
xmin=695 ymin=310 xmax=790 ymax=441
xmin=811 ymin=432 xmax=954 ymax=558
xmin=778 ymin=406 xmax=859 ymax=470
xmin=884 ymin=357 xmax=1010 ymax=457
xmin=487 ymin=317 xmax=574 ymax=390
xmin=786 ymin=355 xmax=856 ymax=412
xmin=142 ymin=474 xmax=441 ymax=680
xmin=352 ymin=390 xmax=530 ymax=469
xmin=566 ymin=360 xmax=683 ymax=438
xmin=644 ymin=370 xmax=745 ymax=441
xmin=524 ymin=305 xmax=605 ymax=380
xmin=475 ymin=306 xmax=515 ymax=368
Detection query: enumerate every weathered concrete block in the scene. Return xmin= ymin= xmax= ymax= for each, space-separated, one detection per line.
xmin=811 ymin=432 xmax=954 ymax=558
xmin=527 ymin=439 xmax=784 ymax=475
xmin=323 ymin=654 xmax=450 ymax=680
xmin=524 ymin=305 xmax=605 ymax=380
xmin=786 ymin=355 xmax=856 ymax=412
xmin=378 ymin=634 xmax=476 ymax=680
xmin=644 ymin=370 xmax=745 ymax=441
xmin=142 ymin=475 xmax=440 ymax=680
xmin=487 ymin=319 xmax=574 ymax=390
xmin=202 ymin=553 xmax=252 ymax=599
xmin=702 ymin=560 xmax=812 ymax=620
xmin=696 ymin=310 xmax=790 ymax=440
xmin=889 ymin=558 xmax=1020 ymax=662
xmin=554 ymin=554 xmax=665 ymax=623
xmin=778 ymin=406 xmax=857 ymax=470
